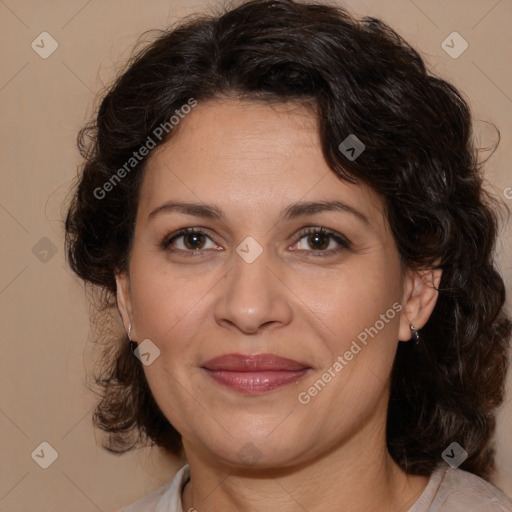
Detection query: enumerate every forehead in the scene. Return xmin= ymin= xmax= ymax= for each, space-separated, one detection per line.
xmin=137 ymin=98 xmax=385 ymax=226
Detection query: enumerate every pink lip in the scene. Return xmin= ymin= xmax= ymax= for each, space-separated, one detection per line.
xmin=201 ymin=353 xmax=311 ymax=394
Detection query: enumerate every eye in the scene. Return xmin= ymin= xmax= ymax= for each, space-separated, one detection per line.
xmin=292 ymin=227 xmax=351 ymax=255
xmin=162 ymin=228 xmax=218 ymax=254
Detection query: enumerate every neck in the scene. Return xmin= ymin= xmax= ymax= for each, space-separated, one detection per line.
xmin=180 ymin=414 xmax=429 ymax=512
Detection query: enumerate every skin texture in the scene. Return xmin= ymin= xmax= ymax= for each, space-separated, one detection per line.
xmin=115 ymin=98 xmax=442 ymax=512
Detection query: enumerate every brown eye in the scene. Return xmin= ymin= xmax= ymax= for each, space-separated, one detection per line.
xmin=162 ymin=228 xmax=216 ymax=252
xmin=307 ymin=231 xmax=330 ymax=250
xmin=182 ymin=232 xmax=206 ymax=250
xmin=293 ymin=227 xmax=351 ymax=255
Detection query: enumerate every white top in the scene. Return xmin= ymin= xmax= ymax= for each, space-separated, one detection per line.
xmin=119 ymin=463 xmax=512 ymax=511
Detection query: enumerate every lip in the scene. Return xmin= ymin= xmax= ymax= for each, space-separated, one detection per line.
xmin=201 ymin=353 xmax=312 ymax=394
xmin=202 ymin=353 xmax=310 ymax=371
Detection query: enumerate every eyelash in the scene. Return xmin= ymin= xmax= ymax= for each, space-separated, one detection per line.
xmin=161 ymin=226 xmax=351 ymax=257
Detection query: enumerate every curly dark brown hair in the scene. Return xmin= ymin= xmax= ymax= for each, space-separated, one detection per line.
xmin=64 ymin=0 xmax=511 ymax=481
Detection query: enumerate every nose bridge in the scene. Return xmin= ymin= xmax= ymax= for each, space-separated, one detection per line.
xmin=214 ymin=237 xmax=292 ymax=332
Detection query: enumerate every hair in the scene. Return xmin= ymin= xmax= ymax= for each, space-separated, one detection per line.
xmin=64 ymin=0 xmax=511 ymax=481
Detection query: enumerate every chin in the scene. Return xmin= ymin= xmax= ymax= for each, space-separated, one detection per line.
xmin=194 ymin=427 xmax=312 ymax=471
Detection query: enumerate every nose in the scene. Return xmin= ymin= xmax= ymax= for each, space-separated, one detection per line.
xmin=213 ymin=244 xmax=293 ymax=335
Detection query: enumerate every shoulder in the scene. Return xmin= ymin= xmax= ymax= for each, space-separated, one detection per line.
xmin=118 ymin=483 xmax=169 ymax=512
xmin=118 ymin=464 xmax=190 ymax=512
xmin=438 ymin=466 xmax=512 ymax=510
xmin=410 ymin=465 xmax=512 ymax=511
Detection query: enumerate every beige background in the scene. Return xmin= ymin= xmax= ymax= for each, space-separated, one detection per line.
xmin=0 ymin=0 xmax=511 ymax=510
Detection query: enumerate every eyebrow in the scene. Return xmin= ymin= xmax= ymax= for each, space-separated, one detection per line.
xmin=148 ymin=199 xmax=370 ymax=225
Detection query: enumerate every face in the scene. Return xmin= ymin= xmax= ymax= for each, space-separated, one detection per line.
xmin=116 ymin=98 xmax=438 ymax=469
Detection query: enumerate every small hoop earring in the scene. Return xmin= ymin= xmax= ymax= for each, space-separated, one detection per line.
xmin=410 ymin=324 xmax=420 ymax=344
xmin=128 ymin=324 xmax=138 ymax=353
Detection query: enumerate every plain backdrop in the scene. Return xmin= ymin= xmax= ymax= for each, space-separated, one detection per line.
xmin=0 ymin=0 xmax=511 ymax=510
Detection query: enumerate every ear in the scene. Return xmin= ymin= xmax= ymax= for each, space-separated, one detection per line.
xmin=398 ymin=265 xmax=442 ymax=342
xmin=114 ymin=269 xmax=136 ymax=340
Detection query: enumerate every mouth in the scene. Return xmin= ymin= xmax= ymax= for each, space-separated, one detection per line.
xmin=201 ymin=353 xmax=312 ymax=394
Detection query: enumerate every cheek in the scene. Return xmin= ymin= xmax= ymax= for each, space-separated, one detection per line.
xmin=128 ymin=259 xmax=216 ymax=361
xmin=305 ymin=258 xmax=402 ymax=334
xmin=312 ymin=266 xmax=403 ymax=392
xmin=127 ymin=264 xmax=207 ymax=426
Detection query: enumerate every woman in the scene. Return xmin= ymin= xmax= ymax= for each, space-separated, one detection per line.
xmin=64 ymin=0 xmax=512 ymax=510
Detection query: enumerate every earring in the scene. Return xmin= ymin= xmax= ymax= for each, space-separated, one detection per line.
xmin=128 ymin=324 xmax=138 ymax=353
xmin=410 ymin=324 xmax=420 ymax=344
